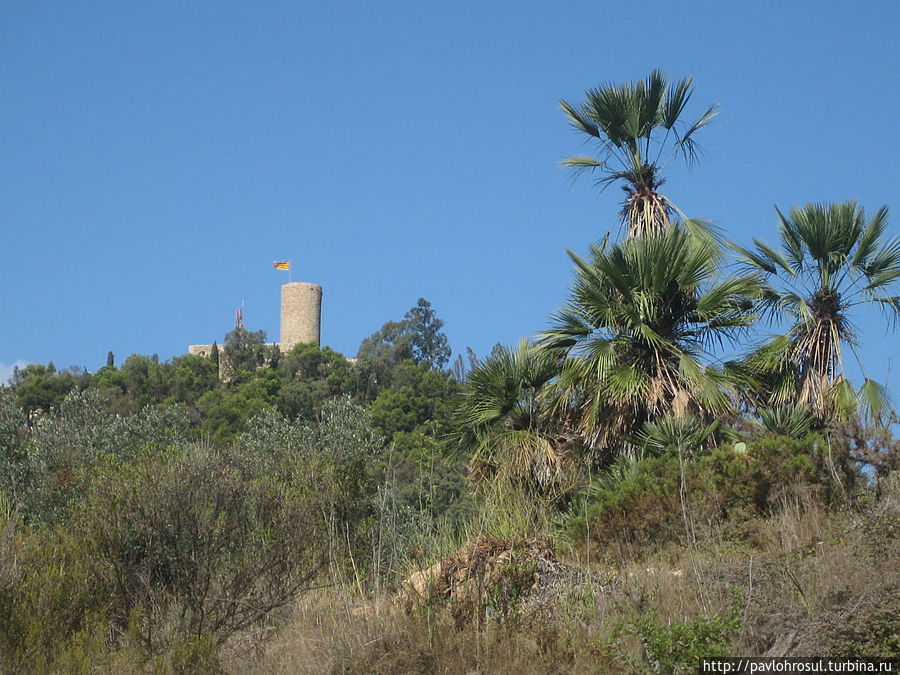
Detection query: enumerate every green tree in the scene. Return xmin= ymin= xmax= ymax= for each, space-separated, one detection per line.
xmin=404 ymin=298 xmax=451 ymax=370
xmin=455 ymin=340 xmax=566 ymax=491
xmin=734 ymin=201 xmax=900 ymax=422
xmin=13 ymin=364 xmax=82 ymax=416
xmin=356 ymin=299 xmax=450 ymax=374
xmin=223 ymin=327 xmax=267 ymax=374
xmin=368 ymin=361 xmax=457 ymax=438
xmin=368 ymin=388 xmax=432 ymax=437
xmin=357 ymin=319 xmax=412 ymax=376
xmin=560 ymin=69 xmax=717 ymax=238
xmin=120 ymin=354 xmax=155 ymax=410
xmin=91 ymin=361 xmax=129 ymax=414
xmin=210 ymin=340 xmax=220 ymax=376
xmin=539 ymin=226 xmax=760 ymax=463
xmin=0 ymin=388 xmax=26 ymax=495
xmin=276 ymin=343 xmax=353 ymax=420
xmin=165 ymin=354 xmax=219 ymax=405
xmin=355 ymin=299 xmax=452 ymax=403
xmin=198 ymin=386 xmax=271 ymax=446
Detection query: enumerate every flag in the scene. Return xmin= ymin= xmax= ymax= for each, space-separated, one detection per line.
xmin=273 ymin=260 xmax=290 ymax=271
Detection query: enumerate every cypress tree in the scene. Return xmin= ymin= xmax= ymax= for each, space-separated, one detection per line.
xmin=210 ymin=340 xmax=220 ymax=376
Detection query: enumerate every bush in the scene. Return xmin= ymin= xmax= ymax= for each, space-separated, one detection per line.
xmin=0 ymin=514 xmax=112 ymax=672
xmin=827 ymin=602 xmax=900 ymax=658
xmin=0 ymin=396 xmax=389 ymax=666
xmin=80 ymin=442 xmax=329 ymax=654
xmin=237 ymin=397 xmax=385 ymax=543
xmin=629 ymin=602 xmax=743 ymax=674
xmin=0 ymin=388 xmax=26 ymax=507
xmin=565 ymin=433 xmax=859 ymax=557
xmin=7 ymin=390 xmax=191 ymax=526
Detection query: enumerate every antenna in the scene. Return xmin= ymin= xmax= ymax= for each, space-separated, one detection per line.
xmin=235 ymin=305 xmax=244 ymax=330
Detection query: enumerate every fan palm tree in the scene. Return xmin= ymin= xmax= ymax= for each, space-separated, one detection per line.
xmin=757 ymin=404 xmax=815 ymax=437
xmin=560 ymin=69 xmax=718 ymax=239
xmin=454 ymin=340 xmax=574 ymax=494
xmin=734 ymin=201 xmax=900 ymax=422
xmin=539 ymin=226 xmax=760 ymax=463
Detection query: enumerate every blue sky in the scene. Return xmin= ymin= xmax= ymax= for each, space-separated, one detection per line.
xmin=2 ymin=1 xmax=899 ymax=389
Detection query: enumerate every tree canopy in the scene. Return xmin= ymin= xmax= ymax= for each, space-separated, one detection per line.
xmin=735 ymin=201 xmax=900 ymax=422
xmin=561 ymin=69 xmax=717 ymax=238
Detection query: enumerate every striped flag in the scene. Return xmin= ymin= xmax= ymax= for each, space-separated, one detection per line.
xmin=273 ymin=260 xmax=290 ymax=271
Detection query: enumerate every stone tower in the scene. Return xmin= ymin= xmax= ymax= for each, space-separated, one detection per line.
xmin=280 ymin=282 xmax=322 ymax=348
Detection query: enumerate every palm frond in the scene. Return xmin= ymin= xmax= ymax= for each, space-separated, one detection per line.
xmin=857 ymin=377 xmax=892 ymax=424
xmin=731 ymin=240 xmax=778 ymax=275
xmin=559 ymin=99 xmax=601 ymax=138
xmin=775 ymin=205 xmax=807 ymax=272
xmin=538 ymin=225 xmax=756 ymax=458
xmin=758 ymin=404 xmax=814 ymax=437
xmin=868 ymin=295 xmax=900 ymax=329
xmin=635 ymin=415 xmax=721 ymax=458
xmin=775 ymin=291 xmax=812 ymax=321
xmin=754 ymin=239 xmax=795 ymax=278
xmin=661 ymin=75 xmax=693 ymax=129
xmin=687 ymin=374 xmax=728 ymax=416
xmin=860 ymin=237 xmax=900 ymax=280
xmin=674 ymin=103 xmax=719 ymax=167
xmin=456 ymin=339 xmax=557 ymax=430
xmin=678 ymin=215 xmax=726 ymax=248
xmin=828 ymin=377 xmax=858 ymax=421
xmin=560 ymin=155 xmax=605 ymax=170
xmin=584 ymin=454 xmax=644 ymax=495
xmin=851 ymin=204 xmax=889 ymax=270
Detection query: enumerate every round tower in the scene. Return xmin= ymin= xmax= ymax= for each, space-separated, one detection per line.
xmin=280 ymin=282 xmax=322 ymax=348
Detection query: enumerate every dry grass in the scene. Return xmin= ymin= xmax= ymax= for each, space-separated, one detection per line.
xmin=244 ymin=589 xmax=594 ymax=674
xmin=236 ymin=474 xmax=900 ymax=673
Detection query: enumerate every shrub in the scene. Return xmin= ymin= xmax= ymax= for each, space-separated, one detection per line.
xmin=0 ymin=514 xmax=112 ymax=672
xmin=1 ymin=397 xmax=388 ymax=666
xmin=565 ymin=433 xmax=858 ymax=557
xmin=827 ymin=602 xmax=900 ymax=658
xmin=7 ymin=390 xmax=191 ymax=526
xmin=79 ymin=442 xmax=328 ymax=654
xmin=0 ymin=388 xmax=25 ymax=456
xmin=237 ymin=397 xmax=386 ymax=554
xmin=0 ymin=389 xmax=26 ymax=509
xmin=629 ymin=602 xmax=743 ymax=674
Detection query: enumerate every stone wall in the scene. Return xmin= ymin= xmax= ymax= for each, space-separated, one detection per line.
xmin=280 ymin=282 xmax=322 ymax=348
xmin=187 ymin=344 xmax=223 ymax=358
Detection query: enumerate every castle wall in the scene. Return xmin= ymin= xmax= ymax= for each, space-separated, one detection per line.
xmin=188 ymin=344 xmax=222 ymax=358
